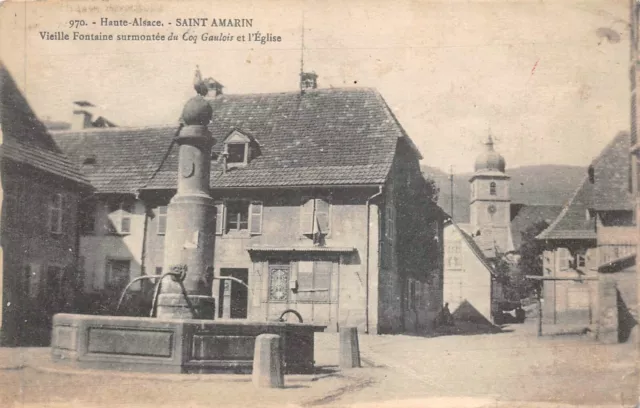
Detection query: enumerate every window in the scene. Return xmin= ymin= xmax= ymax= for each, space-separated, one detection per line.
xmin=155 ymin=267 xmax=163 ymax=275
xmin=296 ymin=261 xmax=331 ymax=303
xmin=48 ymin=193 xmax=64 ymax=234
xmin=576 ymin=254 xmax=586 ymax=269
xmin=226 ymin=200 xmax=249 ymax=232
xmin=80 ymin=202 xmax=96 ymax=234
xmin=107 ymin=199 xmax=133 ymax=234
xmin=489 ymin=182 xmax=497 ymax=196
xmin=106 ymin=259 xmax=131 ymax=292
xmin=385 ymin=205 xmax=395 ymax=242
xmin=157 ymin=206 xmax=168 ymax=235
xmin=226 ymin=143 xmax=247 ymax=164
xmin=215 ymin=200 xmax=262 ymax=235
xmin=268 ymin=264 xmax=290 ymax=302
xmin=2 ymin=182 xmax=22 ymax=231
xmin=300 ymin=197 xmax=331 ymax=236
xmin=446 ymin=242 xmax=462 ymax=269
xmin=405 ymin=278 xmax=417 ymax=310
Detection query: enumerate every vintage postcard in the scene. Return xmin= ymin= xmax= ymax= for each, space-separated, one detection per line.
xmin=0 ymin=0 xmax=638 ymax=407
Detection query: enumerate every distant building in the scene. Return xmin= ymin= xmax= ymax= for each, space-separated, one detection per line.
xmin=444 ymin=135 xmax=510 ymax=323
xmin=0 ymin=63 xmax=92 ymax=346
xmin=443 ymin=135 xmax=562 ymax=324
xmin=52 ymin=77 xmax=447 ymax=334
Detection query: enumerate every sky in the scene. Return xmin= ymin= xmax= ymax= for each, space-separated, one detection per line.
xmin=0 ymin=0 xmax=632 ymax=173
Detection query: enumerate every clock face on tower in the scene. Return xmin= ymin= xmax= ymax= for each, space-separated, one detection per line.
xmin=487 ymin=204 xmax=496 ymax=215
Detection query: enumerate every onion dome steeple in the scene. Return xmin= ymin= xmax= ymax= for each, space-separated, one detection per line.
xmin=474 ymin=133 xmax=506 ymax=173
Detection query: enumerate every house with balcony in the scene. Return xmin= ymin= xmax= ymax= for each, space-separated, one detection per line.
xmin=0 ymin=63 xmax=92 ymax=346
xmin=52 ymin=76 xmax=447 ymax=334
xmin=537 ymin=131 xmax=636 ymax=341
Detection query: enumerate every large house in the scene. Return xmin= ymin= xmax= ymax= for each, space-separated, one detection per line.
xmin=0 ymin=63 xmax=92 ymax=346
xmin=51 ymin=76 xmax=447 ymax=334
xmin=537 ymin=131 xmax=636 ymax=342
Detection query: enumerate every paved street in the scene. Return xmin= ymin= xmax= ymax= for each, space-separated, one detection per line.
xmin=0 ymin=322 xmax=636 ymax=408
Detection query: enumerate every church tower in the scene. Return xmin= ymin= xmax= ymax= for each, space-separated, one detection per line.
xmin=469 ymin=134 xmax=513 ymax=257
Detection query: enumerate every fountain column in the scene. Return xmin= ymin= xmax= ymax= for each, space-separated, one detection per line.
xmin=156 ymin=93 xmax=216 ymax=319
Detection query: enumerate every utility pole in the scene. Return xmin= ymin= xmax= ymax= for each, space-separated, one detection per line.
xmin=449 ymin=165 xmax=454 ymax=221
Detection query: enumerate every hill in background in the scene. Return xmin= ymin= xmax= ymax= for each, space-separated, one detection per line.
xmin=422 ymin=164 xmax=585 ymax=223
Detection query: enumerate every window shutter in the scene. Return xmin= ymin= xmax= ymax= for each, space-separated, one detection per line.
xmin=315 ymin=199 xmax=331 ymax=233
xmin=297 ymin=261 xmax=314 ymax=302
xmin=313 ymin=261 xmax=331 ymax=302
xmin=300 ymin=197 xmax=314 ymax=235
xmin=215 ymin=201 xmax=224 ymax=235
xmin=250 ymin=201 xmax=263 ymax=235
xmin=558 ymin=248 xmax=570 ymax=271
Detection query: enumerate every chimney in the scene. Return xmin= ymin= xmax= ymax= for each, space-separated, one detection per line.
xmin=204 ymin=78 xmax=224 ymax=97
xmin=300 ymin=71 xmax=318 ymax=92
xmin=72 ymin=101 xmax=95 ymax=130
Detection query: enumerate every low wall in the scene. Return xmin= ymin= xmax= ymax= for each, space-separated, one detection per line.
xmin=51 ymin=314 xmax=325 ymax=374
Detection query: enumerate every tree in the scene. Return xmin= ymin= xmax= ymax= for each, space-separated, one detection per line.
xmin=516 ymin=219 xmax=550 ymax=297
xmin=423 ymin=174 xmax=440 ymax=204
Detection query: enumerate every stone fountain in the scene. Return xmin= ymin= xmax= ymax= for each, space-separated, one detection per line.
xmin=51 ymin=80 xmax=326 ymax=374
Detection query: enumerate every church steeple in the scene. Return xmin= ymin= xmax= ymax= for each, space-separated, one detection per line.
xmin=469 ymin=132 xmax=513 ymax=257
xmin=475 ymin=133 xmax=506 ymax=173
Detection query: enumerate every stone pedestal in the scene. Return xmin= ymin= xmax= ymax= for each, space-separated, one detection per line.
xmin=252 ymin=334 xmax=284 ymax=388
xmin=156 ymin=121 xmax=217 ymax=320
xmin=339 ymin=326 xmax=361 ymax=368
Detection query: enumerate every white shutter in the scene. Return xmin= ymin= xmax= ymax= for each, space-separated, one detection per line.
xmin=300 ymin=197 xmax=314 ymax=235
xmin=558 ymin=248 xmax=571 ymax=271
xmin=315 ymin=198 xmax=330 ymax=233
xmin=215 ymin=201 xmax=224 ymax=235
xmin=250 ymin=201 xmax=263 ymax=235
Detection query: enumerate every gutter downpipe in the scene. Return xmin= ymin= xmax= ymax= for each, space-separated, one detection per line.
xmin=365 ymin=185 xmax=383 ymax=334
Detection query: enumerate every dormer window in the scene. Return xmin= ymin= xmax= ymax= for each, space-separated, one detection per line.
xmin=226 ymin=143 xmax=247 ymax=164
xmin=223 ymin=129 xmax=255 ymax=167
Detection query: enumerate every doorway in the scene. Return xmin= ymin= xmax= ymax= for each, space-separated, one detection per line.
xmin=219 ymin=268 xmax=249 ymax=319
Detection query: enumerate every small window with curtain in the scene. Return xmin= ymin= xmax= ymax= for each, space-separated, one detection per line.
xmin=157 ymin=206 xmax=168 ymax=235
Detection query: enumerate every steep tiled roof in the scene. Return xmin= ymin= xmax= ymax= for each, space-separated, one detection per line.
xmin=536 ymin=176 xmax=596 ymax=240
xmin=537 ymin=132 xmax=632 ymax=241
xmin=591 ymin=132 xmax=633 ymax=211
xmin=510 ymin=204 xmax=562 ymax=249
xmin=0 ymin=63 xmax=89 ymax=186
xmin=0 ymin=139 xmax=90 ymax=185
xmin=53 ymin=127 xmax=179 ymax=193
xmin=53 ymin=88 xmax=412 ymax=192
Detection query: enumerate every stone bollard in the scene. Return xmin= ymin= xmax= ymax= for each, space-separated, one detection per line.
xmin=252 ymin=334 xmax=284 ymax=388
xmin=339 ymin=326 xmax=361 ymax=368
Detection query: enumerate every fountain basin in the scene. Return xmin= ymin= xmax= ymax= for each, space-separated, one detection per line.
xmin=51 ymin=314 xmax=326 ymax=374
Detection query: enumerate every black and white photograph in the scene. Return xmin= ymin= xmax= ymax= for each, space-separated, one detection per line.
xmin=0 ymin=0 xmax=638 ymax=406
